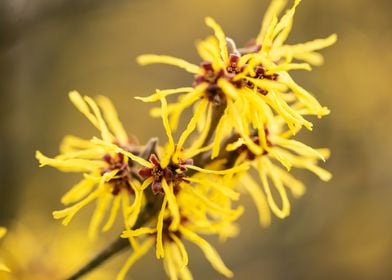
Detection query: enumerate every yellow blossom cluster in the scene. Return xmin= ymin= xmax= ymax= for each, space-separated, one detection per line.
xmin=137 ymin=0 xmax=334 ymax=229
xmin=32 ymin=0 xmax=335 ymax=279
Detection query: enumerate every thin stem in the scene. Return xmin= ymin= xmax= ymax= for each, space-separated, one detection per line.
xmin=66 ymin=187 xmax=163 ymax=280
xmin=66 ymin=238 xmax=128 ymax=280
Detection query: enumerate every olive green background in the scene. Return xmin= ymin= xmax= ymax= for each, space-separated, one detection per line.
xmin=0 ymin=0 xmax=391 ymax=279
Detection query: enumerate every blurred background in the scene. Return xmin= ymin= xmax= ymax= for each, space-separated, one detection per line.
xmin=0 ymin=0 xmax=391 ymax=279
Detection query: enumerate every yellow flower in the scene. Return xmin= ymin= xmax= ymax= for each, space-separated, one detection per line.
xmin=136 ymin=0 xmax=336 ymax=158
xmin=32 ymin=2 xmax=336 ymax=279
xmin=118 ymin=175 xmax=243 ymax=280
xmin=36 ymin=90 xmax=246 ymax=242
xmin=86 ymin=95 xmax=245 ymax=279
xmin=0 ymin=227 xmax=10 ymax=273
xmin=225 ymin=115 xmax=332 ymax=226
xmin=95 ymin=93 xmax=248 ymax=236
xmin=36 ymin=91 xmax=150 ymax=239
xmin=0 ymin=219 xmax=115 ymax=280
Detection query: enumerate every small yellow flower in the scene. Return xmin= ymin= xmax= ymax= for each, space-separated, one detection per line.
xmin=0 ymin=219 xmax=115 ymax=279
xmin=36 ymin=91 xmax=149 ymax=239
xmin=36 ymin=91 xmax=246 ymax=242
xmin=97 ymin=98 xmax=245 ymax=279
xmin=118 ymin=177 xmax=242 ymax=280
xmin=33 ymin=1 xmax=335 ymax=279
xmin=226 ymin=116 xmax=332 ymax=226
xmin=137 ymin=0 xmax=336 ymax=158
xmin=96 ymin=93 xmax=248 ymax=236
xmin=0 ymin=227 xmax=10 ymax=273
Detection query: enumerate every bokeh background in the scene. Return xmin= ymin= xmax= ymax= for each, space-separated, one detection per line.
xmin=0 ymin=0 xmax=391 ymax=279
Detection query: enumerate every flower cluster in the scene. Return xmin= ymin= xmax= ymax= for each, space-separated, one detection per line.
xmin=34 ymin=0 xmax=335 ymax=279
xmin=138 ymin=0 xmax=336 ymax=159
xmin=36 ymin=91 xmax=149 ymax=239
xmin=137 ymin=0 xmax=334 ymax=230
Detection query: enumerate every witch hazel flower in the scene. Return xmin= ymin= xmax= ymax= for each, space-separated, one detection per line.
xmin=34 ymin=0 xmax=336 ymax=279
xmin=117 ymin=173 xmax=243 ymax=280
xmin=137 ymin=0 xmax=336 ymax=158
xmin=35 ymin=91 xmax=149 ymax=239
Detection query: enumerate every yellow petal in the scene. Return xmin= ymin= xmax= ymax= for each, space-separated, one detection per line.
xmin=240 ymin=174 xmax=271 ymax=227
xmin=60 ymin=135 xmax=97 ymax=153
xmin=169 ymin=85 xmax=207 ymax=131
xmin=180 ymin=226 xmax=233 ymax=278
xmin=272 ymin=0 xmax=301 ymax=40
xmin=53 ymin=188 xmax=102 ymax=225
xmin=61 ymin=177 xmax=97 ymax=205
xmin=175 ymin=99 xmax=208 ymax=156
xmin=186 ymin=162 xmax=249 ymax=175
xmin=265 ymin=90 xmax=313 ymax=131
xmin=169 ymin=233 xmax=189 ymax=267
xmin=137 ymin=55 xmax=200 ymax=74
xmin=103 ymin=194 xmax=121 ymax=232
xmin=156 ymin=196 xmax=168 ymax=259
xmin=121 ymin=227 xmax=157 ymax=238
xmin=273 ymin=34 xmax=337 ymax=66
xmin=126 ymin=180 xmax=149 ymax=228
xmin=257 ymin=158 xmax=290 ymax=218
xmin=161 ymin=179 xmax=180 ymax=231
xmin=68 ymin=91 xmax=99 ymax=128
xmin=261 ymin=16 xmax=278 ymax=52
xmin=226 ymin=99 xmax=264 ymax=155
xmin=88 ymin=191 xmax=112 ymax=240
xmin=273 ymin=166 xmax=306 ymax=197
xmin=159 ymin=96 xmax=175 ymax=168
xmin=286 ymin=34 xmax=337 ymax=55
xmin=243 ymin=77 xmax=288 ymax=92
xmin=257 ymin=0 xmax=287 ymax=44
xmin=305 ymin=163 xmax=332 ymax=181
xmin=163 ymin=243 xmax=178 ymax=280
xmin=90 ymin=138 xmax=152 ymax=167
xmin=135 ymin=87 xmax=194 ymax=103
xmin=211 ymin=113 xmax=228 ymax=159
xmin=171 ymin=244 xmax=193 ymax=280
xmin=185 ymin=177 xmax=240 ymax=200
xmin=116 ymin=238 xmax=154 ymax=280
xmin=120 ymin=190 xmax=131 ymax=230
xmin=225 ymin=138 xmax=244 ymax=152
xmin=96 ymin=95 xmax=129 ymax=144
xmin=293 ymin=51 xmax=325 ymax=66
xmin=36 ymin=150 xmax=105 ymax=172
xmin=56 ymin=149 xmax=104 ymax=161
xmin=205 ymin=17 xmax=228 ymax=65
xmin=187 ymin=102 xmax=212 ymax=154
xmin=268 ymin=148 xmax=293 ymax=171
xmin=83 ymin=95 xmax=113 ymax=142
xmin=184 ymin=185 xmax=243 ymax=217
xmin=196 ymin=36 xmax=221 ymax=68
xmin=266 ymin=62 xmax=311 ymax=74
xmin=217 ymin=79 xmax=239 ymax=101
xmin=280 ymin=74 xmax=327 ymax=117
xmin=272 ymin=137 xmax=326 ymax=161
